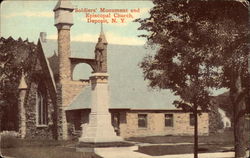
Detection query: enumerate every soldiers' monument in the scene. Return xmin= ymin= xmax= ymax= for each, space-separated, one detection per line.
xmin=78 ymin=27 xmax=124 ymax=143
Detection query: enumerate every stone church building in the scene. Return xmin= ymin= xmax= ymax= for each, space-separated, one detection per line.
xmin=16 ymin=0 xmax=209 ymax=140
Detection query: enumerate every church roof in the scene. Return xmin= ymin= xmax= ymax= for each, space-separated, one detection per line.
xmin=40 ymin=39 xmax=179 ymax=110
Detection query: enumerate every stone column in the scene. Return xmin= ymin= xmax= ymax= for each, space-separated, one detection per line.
xmin=54 ymin=0 xmax=74 ymax=140
xmin=18 ymin=90 xmax=26 ymax=139
xmin=18 ymin=72 xmax=28 ymax=139
xmin=79 ymin=73 xmax=123 ymax=143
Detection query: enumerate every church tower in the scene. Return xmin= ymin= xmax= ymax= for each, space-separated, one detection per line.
xmin=53 ymin=0 xmax=74 ymax=140
xmin=54 ymin=0 xmax=73 ymax=81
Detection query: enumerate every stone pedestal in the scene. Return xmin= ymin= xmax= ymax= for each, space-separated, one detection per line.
xmin=79 ymin=73 xmax=123 ymax=143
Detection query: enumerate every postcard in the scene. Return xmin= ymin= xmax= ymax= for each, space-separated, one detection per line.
xmin=0 ymin=1 xmax=249 ymax=158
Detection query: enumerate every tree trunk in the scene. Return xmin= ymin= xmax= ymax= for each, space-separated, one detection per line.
xmin=248 ymin=3 xmax=250 ymax=158
xmin=234 ymin=100 xmax=246 ymax=158
xmin=194 ymin=105 xmax=198 ymax=158
xmin=232 ymin=75 xmax=246 ymax=158
xmin=0 ymin=112 xmax=2 ymax=132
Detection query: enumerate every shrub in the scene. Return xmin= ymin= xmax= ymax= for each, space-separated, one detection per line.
xmin=0 ymin=131 xmax=20 ymax=148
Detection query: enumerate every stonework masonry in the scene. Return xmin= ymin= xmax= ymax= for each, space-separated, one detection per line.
xmin=55 ymin=5 xmax=78 ymax=139
xmin=55 ymin=18 xmax=75 ymax=140
xmin=119 ymin=111 xmax=209 ymax=138
xmin=57 ymin=81 xmax=87 ymax=140
xmin=18 ymin=90 xmax=27 ymax=139
xmin=79 ymin=73 xmax=123 ymax=143
xmin=69 ymin=110 xmax=209 ymax=139
xmin=25 ymin=82 xmax=55 ymax=139
xmin=57 ymin=29 xmax=72 ymax=81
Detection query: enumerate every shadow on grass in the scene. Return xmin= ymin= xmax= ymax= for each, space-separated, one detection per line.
xmin=136 ymin=144 xmax=234 ymax=156
xmin=126 ymin=130 xmax=249 ymax=145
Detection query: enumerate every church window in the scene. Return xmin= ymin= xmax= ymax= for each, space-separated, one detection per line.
xmin=138 ymin=114 xmax=147 ymax=128
xmin=165 ymin=114 xmax=174 ymax=127
xmin=36 ymin=84 xmax=48 ymax=126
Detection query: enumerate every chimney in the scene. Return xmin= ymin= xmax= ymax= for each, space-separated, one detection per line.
xmin=40 ymin=32 xmax=47 ymax=43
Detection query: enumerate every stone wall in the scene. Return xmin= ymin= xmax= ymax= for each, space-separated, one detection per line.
xmin=57 ymin=80 xmax=87 ymax=140
xmin=70 ymin=110 xmax=209 ymax=139
xmin=119 ymin=111 xmax=209 ymax=138
xmin=60 ymin=81 xmax=86 ymax=107
xmin=24 ymin=82 xmax=56 ymax=139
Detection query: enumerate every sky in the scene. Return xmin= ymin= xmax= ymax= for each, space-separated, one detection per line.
xmin=1 ymin=0 xmax=153 ymax=45
xmin=0 ymin=0 xmax=227 ymax=95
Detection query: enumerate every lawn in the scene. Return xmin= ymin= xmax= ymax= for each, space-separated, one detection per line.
xmin=1 ymin=130 xmax=249 ymax=157
xmin=1 ymin=139 xmax=101 ymax=158
xmin=127 ymin=130 xmax=249 ymax=156
xmin=126 ymin=130 xmax=237 ymax=144
xmin=137 ymin=144 xmax=234 ymax=156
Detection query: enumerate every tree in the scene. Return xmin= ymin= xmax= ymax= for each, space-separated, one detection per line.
xmin=208 ymin=3 xmax=249 ymax=158
xmin=136 ymin=1 xmax=249 ymax=158
xmin=0 ymin=37 xmax=36 ymax=131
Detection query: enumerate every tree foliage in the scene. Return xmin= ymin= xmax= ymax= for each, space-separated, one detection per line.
xmin=136 ymin=0 xmax=249 ymax=157
xmin=0 ymin=37 xmax=36 ymax=131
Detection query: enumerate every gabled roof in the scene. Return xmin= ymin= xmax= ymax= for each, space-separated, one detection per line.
xmin=37 ymin=38 xmax=57 ymax=103
xmin=47 ymin=52 xmax=59 ymax=76
xmin=40 ymin=39 xmax=179 ymax=110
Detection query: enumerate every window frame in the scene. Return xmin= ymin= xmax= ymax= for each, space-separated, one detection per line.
xmin=36 ymin=84 xmax=48 ymax=127
xmin=138 ymin=114 xmax=148 ymax=128
xmin=165 ymin=113 xmax=174 ymax=127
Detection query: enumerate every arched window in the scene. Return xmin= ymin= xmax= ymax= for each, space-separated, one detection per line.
xmin=36 ymin=83 xmax=48 ymax=126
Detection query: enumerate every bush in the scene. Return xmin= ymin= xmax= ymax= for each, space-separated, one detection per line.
xmin=0 ymin=131 xmax=20 ymax=148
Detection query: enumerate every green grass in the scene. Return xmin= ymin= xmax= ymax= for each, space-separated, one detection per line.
xmin=127 ymin=130 xmax=250 ymax=156
xmin=2 ymin=139 xmax=101 ymax=158
xmin=2 ymin=130 xmax=249 ymax=157
xmin=3 ymin=147 xmax=86 ymax=158
xmin=126 ymin=130 xmax=248 ymax=145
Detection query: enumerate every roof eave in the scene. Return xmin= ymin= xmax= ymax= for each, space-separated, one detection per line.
xmin=37 ymin=38 xmax=57 ymax=104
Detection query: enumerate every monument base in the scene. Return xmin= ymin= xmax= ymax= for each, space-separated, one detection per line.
xmin=78 ymin=113 xmax=123 ymax=143
xmin=79 ymin=73 xmax=123 ymax=143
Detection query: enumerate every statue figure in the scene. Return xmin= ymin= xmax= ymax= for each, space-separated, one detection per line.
xmin=95 ymin=37 xmax=105 ymax=72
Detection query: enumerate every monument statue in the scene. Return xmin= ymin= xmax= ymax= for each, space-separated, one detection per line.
xmin=94 ymin=37 xmax=105 ymax=72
